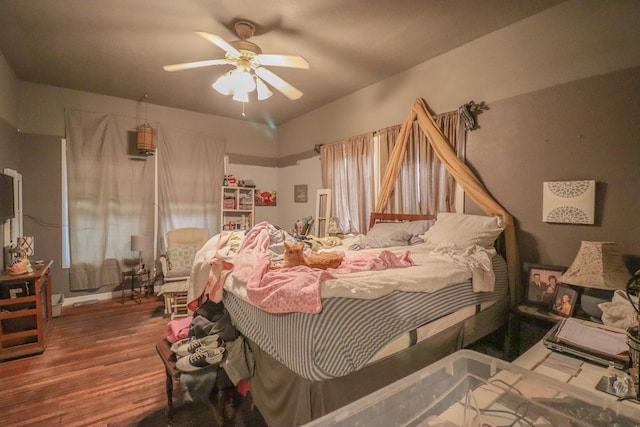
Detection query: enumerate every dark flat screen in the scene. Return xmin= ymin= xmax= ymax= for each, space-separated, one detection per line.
xmin=0 ymin=173 xmax=14 ymax=220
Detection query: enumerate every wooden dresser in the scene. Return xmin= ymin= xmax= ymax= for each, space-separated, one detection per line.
xmin=0 ymin=260 xmax=53 ymax=361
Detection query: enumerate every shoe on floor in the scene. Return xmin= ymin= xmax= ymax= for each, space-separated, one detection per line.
xmin=172 ymin=334 xmax=221 ymax=357
xmin=176 ymin=347 xmax=225 ymax=372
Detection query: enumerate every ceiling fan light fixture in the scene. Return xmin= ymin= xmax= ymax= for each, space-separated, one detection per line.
xmin=166 ymin=22 xmax=308 ymax=103
xmin=232 ymin=68 xmax=256 ymax=93
xmin=232 ymin=89 xmax=250 ymax=103
xmin=212 ymin=71 xmax=234 ymax=95
xmin=213 ymin=68 xmax=257 ymax=101
xmin=256 ymin=77 xmax=273 ymax=100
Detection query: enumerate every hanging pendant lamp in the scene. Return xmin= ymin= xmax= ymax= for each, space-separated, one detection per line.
xmin=137 ymin=94 xmax=155 ymax=155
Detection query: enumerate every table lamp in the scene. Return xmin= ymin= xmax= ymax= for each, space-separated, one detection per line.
xmin=130 ymin=235 xmax=151 ymax=272
xmin=7 ymin=236 xmax=34 ymax=275
xmin=559 ymin=241 xmax=630 ymax=322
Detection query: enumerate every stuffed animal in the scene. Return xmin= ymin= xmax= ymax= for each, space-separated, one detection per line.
xmin=271 ymin=241 xmax=342 ymax=270
xmin=7 ymin=257 xmax=31 ymax=275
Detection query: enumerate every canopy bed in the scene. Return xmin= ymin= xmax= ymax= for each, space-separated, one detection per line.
xmin=183 ymin=98 xmax=519 ymax=426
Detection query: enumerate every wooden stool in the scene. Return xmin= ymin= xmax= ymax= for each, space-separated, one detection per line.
xmin=155 ymin=338 xmax=267 ymax=426
xmin=155 ymin=339 xmax=231 ymax=424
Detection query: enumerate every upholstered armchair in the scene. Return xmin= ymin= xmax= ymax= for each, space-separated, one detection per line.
xmin=158 ymin=227 xmax=209 ymax=318
xmin=159 ymin=227 xmax=209 ymax=283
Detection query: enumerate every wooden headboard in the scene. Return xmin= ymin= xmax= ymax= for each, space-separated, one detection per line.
xmin=368 ymin=212 xmax=436 ymax=230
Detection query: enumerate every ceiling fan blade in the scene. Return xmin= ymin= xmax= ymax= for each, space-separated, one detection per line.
xmin=254 ymin=67 xmax=303 ymax=100
xmin=163 ymin=59 xmax=229 ymax=72
xmin=196 ymin=31 xmax=240 ymax=56
xmin=254 ymin=54 xmax=309 ymax=69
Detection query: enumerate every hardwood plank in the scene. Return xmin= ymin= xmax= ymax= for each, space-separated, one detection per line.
xmin=0 ymin=296 xmax=173 ymax=426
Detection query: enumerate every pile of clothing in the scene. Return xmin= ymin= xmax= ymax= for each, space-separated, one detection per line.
xmin=166 ymin=299 xmax=239 ymax=402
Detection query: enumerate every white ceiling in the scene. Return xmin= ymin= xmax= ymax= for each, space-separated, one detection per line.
xmin=0 ymin=0 xmax=563 ymax=126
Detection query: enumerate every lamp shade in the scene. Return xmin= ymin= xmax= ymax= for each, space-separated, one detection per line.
xmin=130 ymin=235 xmax=152 ymax=252
xmin=17 ymin=236 xmax=34 ymax=257
xmin=559 ymin=241 xmax=630 ymax=290
xmin=256 ymin=77 xmax=273 ymax=100
xmin=212 ymin=68 xmax=260 ymax=102
xmin=137 ymin=124 xmax=155 ymax=155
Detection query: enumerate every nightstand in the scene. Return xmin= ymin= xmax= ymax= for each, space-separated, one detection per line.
xmin=508 ymin=303 xmax=565 ymax=360
xmin=121 ymin=269 xmax=150 ymax=303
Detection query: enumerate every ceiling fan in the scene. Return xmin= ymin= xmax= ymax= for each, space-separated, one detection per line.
xmin=163 ymin=20 xmax=309 ymax=101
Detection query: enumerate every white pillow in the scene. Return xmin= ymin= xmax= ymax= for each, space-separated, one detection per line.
xmin=422 ymin=212 xmax=505 ymax=248
xmin=363 ymin=222 xmax=411 ymax=248
xmin=403 ymin=220 xmax=436 ymax=245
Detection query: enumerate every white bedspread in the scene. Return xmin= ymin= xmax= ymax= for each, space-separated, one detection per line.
xmin=319 ymin=240 xmax=495 ymax=299
xmin=187 ymin=226 xmax=498 ymax=310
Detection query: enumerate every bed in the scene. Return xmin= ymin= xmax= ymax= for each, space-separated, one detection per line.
xmin=184 ymin=210 xmax=514 ymax=426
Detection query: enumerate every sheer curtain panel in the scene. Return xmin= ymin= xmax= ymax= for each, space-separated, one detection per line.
xmin=65 ymin=109 xmax=154 ymax=291
xmin=377 ymin=110 xmax=461 ymax=216
xmin=320 ymin=134 xmax=375 ymax=234
xmin=156 ymin=125 xmax=225 ymax=249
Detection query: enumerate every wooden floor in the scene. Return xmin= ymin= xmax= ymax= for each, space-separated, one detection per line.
xmin=0 ymin=295 xmax=190 ymax=426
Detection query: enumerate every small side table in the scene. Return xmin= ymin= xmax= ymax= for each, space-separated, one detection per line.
xmin=514 ymin=340 xmax=640 ymax=408
xmin=120 ymin=269 xmax=150 ymax=303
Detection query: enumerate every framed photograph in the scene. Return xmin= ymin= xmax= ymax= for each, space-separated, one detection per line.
xmin=551 ymin=284 xmax=578 ymax=317
xmin=524 ymin=263 xmax=566 ymax=307
xmin=254 ymin=190 xmax=277 ymax=206
xmin=294 ymin=184 xmax=307 ymax=203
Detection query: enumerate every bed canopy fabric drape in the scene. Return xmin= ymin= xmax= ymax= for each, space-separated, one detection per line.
xmin=376 ymin=98 xmax=520 ymax=305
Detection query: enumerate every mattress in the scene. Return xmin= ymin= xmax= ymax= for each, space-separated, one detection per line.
xmin=223 ymin=255 xmax=508 ymax=381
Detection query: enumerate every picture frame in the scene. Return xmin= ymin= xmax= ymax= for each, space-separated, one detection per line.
xmin=254 ymin=190 xmax=277 ymax=207
xmin=294 ymin=184 xmax=307 ymax=203
xmin=551 ymin=283 xmax=578 ymax=317
xmin=524 ymin=263 xmax=567 ymax=307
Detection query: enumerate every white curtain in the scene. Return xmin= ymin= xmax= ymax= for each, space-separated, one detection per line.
xmin=320 ymin=109 xmax=464 ymax=235
xmin=65 ymin=110 xmax=225 ymax=291
xmin=157 ymin=125 xmax=225 ymax=250
xmin=320 ymin=134 xmax=375 ymax=234
xmin=65 ymin=109 xmax=154 ymax=290
xmin=378 ymin=110 xmax=462 ymax=215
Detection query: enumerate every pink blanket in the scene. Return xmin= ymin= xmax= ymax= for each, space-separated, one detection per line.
xmin=237 ymin=223 xmax=414 ymax=313
xmin=247 ymin=257 xmax=334 ymax=313
xmin=331 ymin=249 xmax=414 ymax=274
xmin=166 ymin=316 xmax=193 ymax=343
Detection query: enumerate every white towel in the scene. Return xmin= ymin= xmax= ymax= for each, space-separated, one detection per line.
xmin=429 ymin=242 xmax=496 ymax=292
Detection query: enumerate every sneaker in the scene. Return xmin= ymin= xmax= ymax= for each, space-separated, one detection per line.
xmin=172 ymin=334 xmax=221 ymax=357
xmin=176 ymin=347 xmax=225 ymax=372
xmin=170 ymin=336 xmax=196 ymax=354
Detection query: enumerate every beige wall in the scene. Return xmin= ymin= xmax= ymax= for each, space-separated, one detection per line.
xmin=465 ymin=67 xmax=640 ymax=267
xmin=15 ymin=82 xmax=278 ymax=158
xmin=278 ymin=0 xmax=640 ymax=157
xmin=276 ymin=0 xmax=640 ymax=272
xmin=277 ymin=156 xmax=324 ymax=234
xmin=0 ymin=51 xmax=18 ymax=126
